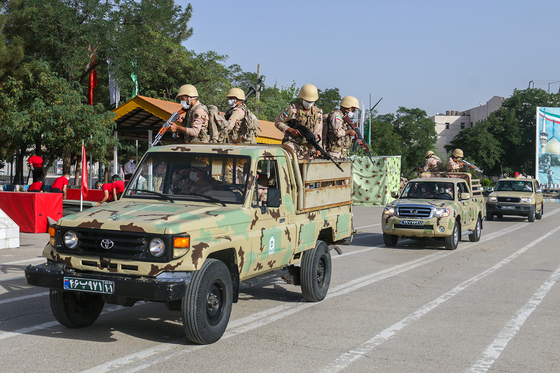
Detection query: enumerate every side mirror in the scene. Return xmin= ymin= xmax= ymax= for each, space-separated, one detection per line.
xmin=536 ymin=188 xmax=542 ymax=193
xmin=460 ymin=192 xmax=471 ymax=200
xmin=267 ymin=188 xmax=281 ymax=207
xmin=390 ymin=191 xmax=399 ymax=198
xmin=487 ymin=187 xmax=494 ymax=192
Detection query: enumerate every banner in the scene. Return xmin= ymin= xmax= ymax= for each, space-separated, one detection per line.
xmin=536 ymin=107 xmax=560 ymax=186
xmin=352 ymin=155 xmax=401 ymax=206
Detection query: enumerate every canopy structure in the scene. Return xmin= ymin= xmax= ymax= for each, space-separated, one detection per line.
xmin=113 ymin=95 xmax=283 ymax=145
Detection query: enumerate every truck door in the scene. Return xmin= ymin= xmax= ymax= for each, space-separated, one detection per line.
xmin=458 ymin=181 xmax=475 ymax=229
xmin=244 ymin=157 xmax=296 ymax=276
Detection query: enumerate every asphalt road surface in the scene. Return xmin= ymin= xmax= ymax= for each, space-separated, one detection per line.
xmin=1 ymin=204 xmax=559 ymax=373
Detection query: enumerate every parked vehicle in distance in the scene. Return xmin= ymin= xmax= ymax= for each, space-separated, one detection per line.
xmin=486 ymin=177 xmax=543 ymax=222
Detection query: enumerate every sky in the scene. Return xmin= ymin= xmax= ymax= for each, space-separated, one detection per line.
xmin=176 ymin=0 xmax=560 ymax=117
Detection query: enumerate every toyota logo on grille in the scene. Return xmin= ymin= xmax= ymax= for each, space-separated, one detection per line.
xmin=411 ymin=209 xmax=418 ymax=214
xmin=100 ymin=239 xmax=115 ymax=250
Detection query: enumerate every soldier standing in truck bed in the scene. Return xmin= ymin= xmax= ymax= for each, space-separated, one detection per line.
xmin=225 ymin=88 xmax=257 ymax=144
xmin=274 ymin=84 xmax=323 ymax=159
xmin=170 ymin=84 xmax=210 ymax=143
xmin=324 ymin=96 xmax=359 ymax=159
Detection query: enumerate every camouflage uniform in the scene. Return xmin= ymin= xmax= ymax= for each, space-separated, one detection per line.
xmin=446 ymin=156 xmax=465 ymax=172
xmin=324 ymin=109 xmax=353 ymax=159
xmin=227 ymin=103 xmax=257 ymax=144
xmin=274 ymin=101 xmax=323 ymax=159
xmin=181 ymin=102 xmax=210 ymax=143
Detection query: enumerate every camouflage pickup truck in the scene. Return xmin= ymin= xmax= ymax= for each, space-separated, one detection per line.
xmin=25 ymin=144 xmax=354 ymax=344
xmin=486 ymin=177 xmax=543 ymax=222
xmin=382 ymin=173 xmax=485 ymax=250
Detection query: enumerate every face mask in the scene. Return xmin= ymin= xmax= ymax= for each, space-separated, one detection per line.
xmin=190 ymin=171 xmax=201 ymax=182
xmin=181 ymin=100 xmax=190 ymax=110
xmin=346 ymin=111 xmax=355 ymax=120
xmin=227 ymin=99 xmax=236 ymax=107
xmin=302 ymin=100 xmax=314 ymax=109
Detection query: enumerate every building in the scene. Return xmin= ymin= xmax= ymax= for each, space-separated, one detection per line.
xmin=430 ymin=96 xmax=504 ymax=157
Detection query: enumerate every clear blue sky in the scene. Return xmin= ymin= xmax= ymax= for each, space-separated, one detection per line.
xmin=177 ymin=0 xmax=559 ymax=116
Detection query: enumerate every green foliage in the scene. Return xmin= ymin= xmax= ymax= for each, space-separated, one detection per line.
xmin=316 ymin=88 xmax=341 ymax=114
xmin=448 ymin=88 xmax=560 ymax=176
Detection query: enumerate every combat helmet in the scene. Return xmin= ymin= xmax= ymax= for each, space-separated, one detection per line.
xmin=452 ymin=149 xmax=463 ymax=158
xmin=176 ymin=84 xmax=198 ymax=98
xmin=425 ymin=150 xmax=435 ymax=158
xmin=340 ymin=96 xmax=360 ymax=109
xmin=227 ymin=88 xmax=245 ymax=101
xmin=298 ymin=84 xmax=319 ymax=102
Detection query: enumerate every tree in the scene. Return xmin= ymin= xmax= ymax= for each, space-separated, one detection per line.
xmin=367 ymin=113 xmax=402 ymax=157
xmin=447 ymin=88 xmax=560 ymax=177
xmin=0 ymin=60 xmax=116 ymax=184
xmin=392 ymin=107 xmax=438 ymax=172
xmin=316 ymin=88 xmax=341 ymax=114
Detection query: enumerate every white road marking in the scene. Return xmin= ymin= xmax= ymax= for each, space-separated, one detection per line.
xmin=467 ymin=264 xmax=560 ymax=373
xmin=0 ymin=257 xmax=45 ymax=266
xmin=0 ymin=291 xmax=48 ymax=305
xmin=320 ymin=224 xmax=560 ymax=373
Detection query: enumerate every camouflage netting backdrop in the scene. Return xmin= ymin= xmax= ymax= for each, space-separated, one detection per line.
xmin=352 ymin=156 xmax=401 ymax=206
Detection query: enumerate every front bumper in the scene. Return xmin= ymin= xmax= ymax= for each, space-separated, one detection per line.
xmin=486 ymin=202 xmax=535 ymax=216
xmin=25 ymin=260 xmax=190 ymax=301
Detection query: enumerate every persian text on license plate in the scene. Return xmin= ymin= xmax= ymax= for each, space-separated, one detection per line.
xmin=63 ymin=277 xmax=115 ymax=294
xmin=401 ymin=220 xmax=424 ymax=226
xmin=501 ymin=206 xmax=515 ymax=210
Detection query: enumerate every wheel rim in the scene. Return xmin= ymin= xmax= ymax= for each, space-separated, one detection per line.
xmin=316 ymin=256 xmax=326 ymax=287
xmin=74 ymin=292 xmax=99 ymax=311
xmin=206 ymin=282 xmax=225 ymax=325
xmin=476 ymin=220 xmax=481 ymax=237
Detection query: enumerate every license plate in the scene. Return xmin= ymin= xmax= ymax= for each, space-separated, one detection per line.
xmin=501 ymin=206 xmax=515 ymax=210
xmin=401 ymin=220 xmax=424 ymax=226
xmin=63 ymin=277 xmax=115 ymax=294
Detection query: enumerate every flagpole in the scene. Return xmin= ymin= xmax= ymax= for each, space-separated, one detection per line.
xmin=81 ymin=141 xmax=84 ymax=211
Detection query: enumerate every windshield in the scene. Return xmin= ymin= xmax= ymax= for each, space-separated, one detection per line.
xmin=402 ymin=181 xmax=455 ymax=200
xmin=495 ymin=180 xmax=533 ymax=192
xmin=125 ymin=152 xmax=251 ymax=204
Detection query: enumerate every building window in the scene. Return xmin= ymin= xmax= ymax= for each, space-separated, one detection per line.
xmin=471 ymin=122 xmax=474 ymax=127
xmin=445 ymin=123 xmax=450 ymax=129
xmin=460 ymin=122 xmax=465 ymax=129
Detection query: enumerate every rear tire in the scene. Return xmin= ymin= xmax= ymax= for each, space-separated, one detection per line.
xmin=182 ymin=259 xmax=233 ymax=345
xmin=50 ymin=289 xmax=105 ymax=328
xmin=301 ymin=240 xmax=331 ymax=302
xmin=469 ymin=217 xmax=482 ymax=242
xmin=383 ymin=233 xmax=399 ymax=247
xmin=444 ymin=221 xmax=460 ymax=250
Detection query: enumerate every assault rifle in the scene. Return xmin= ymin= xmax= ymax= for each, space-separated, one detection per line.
xmin=225 ymin=75 xmax=266 ymax=120
xmin=286 ymin=119 xmax=344 ymax=172
xmin=350 ymin=123 xmax=374 ymax=164
xmin=150 ymin=110 xmax=185 ymax=147
xmin=406 ymin=162 xmax=426 ymax=178
xmin=462 ymin=159 xmax=483 ymax=173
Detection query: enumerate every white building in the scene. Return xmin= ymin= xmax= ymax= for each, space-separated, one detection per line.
xmin=430 ymin=96 xmax=504 ymax=157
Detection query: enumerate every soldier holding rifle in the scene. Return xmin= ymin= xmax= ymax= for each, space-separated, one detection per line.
xmin=324 ymin=96 xmax=360 ymax=159
xmin=169 ymin=84 xmax=210 ymax=143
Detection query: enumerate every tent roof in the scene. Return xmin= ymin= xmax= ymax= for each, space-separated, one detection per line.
xmin=112 ymin=95 xmax=283 ymax=144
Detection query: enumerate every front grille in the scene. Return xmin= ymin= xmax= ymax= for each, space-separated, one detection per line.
xmin=396 ymin=206 xmax=432 ymax=218
xmin=56 ymin=227 xmax=173 ymax=263
xmin=498 ymin=196 xmax=521 ymax=203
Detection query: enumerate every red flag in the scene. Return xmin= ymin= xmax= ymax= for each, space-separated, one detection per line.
xmin=81 ymin=144 xmax=88 ymax=197
xmin=88 ymin=46 xmax=97 ymax=105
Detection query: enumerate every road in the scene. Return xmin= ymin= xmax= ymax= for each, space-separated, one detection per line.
xmin=1 ymin=204 xmax=560 ymax=372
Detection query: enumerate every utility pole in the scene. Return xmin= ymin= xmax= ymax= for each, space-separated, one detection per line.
xmin=256 ymin=64 xmax=261 ymax=101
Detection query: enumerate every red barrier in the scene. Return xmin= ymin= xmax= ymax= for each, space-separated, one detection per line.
xmin=0 ymin=192 xmax=63 ymax=233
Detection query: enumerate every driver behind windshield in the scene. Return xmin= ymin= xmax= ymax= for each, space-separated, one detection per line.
xmin=172 ymin=159 xmax=222 ymax=195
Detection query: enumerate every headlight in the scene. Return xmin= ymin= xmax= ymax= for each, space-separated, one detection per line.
xmin=521 ymin=197 xmax=532 ymax=203
xmin=434 ymin=208 xmax=451 ymax=217
xmin=383 ymin=206 xmax=396 ymax=216
xmin=488 ymin=196 xmax=497 ymax=202
xmin=149 ymin=237 xmax=166 ymax=257
xmin=63 ymin=230 xmax=78 ymax=249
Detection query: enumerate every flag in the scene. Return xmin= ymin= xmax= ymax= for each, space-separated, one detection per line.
xmin=131 ymin=60 xmax=138 ymax=97
xmin=81 ymin=143 xmax=88 ymax=197
xmin=88 ymin=46 xmax=97 ymax=106
xmin=108 ymin=58 xmax=120 ymax=107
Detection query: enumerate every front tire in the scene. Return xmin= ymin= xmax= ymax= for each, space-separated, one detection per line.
xmin=50 ymin=289 xmax=105 ymax=328
xmin=528 ymin=211 xmax=535 ymax=222
xmin=486 ymin=212 xmax=493 ymax=221
xmin=536 ymin=204 xmax=543 ymax=220
xmin=383 ymin=233 xmax=399 ymax=247
xmin=301 ymin=240 xmax=332 ymax=302
xmin=444 ymin=221 xmax=460 ymax=250
xmin=469 ymin=217 xmax=482 ymax=242
xmin=182 ymin=259 xmax=233 ymax=345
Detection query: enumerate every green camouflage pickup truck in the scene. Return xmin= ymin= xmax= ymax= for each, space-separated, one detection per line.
xmin=25 ymin=144 xmax=354 ymax=344
xmin=382 ymin=174 xmax=485 ymax=250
